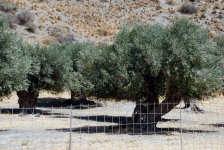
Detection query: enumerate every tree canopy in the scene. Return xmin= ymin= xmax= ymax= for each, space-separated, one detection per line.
xmin=0 ymin=18 xmax=32 ymax=98
xmin=0 ymin=17 xmax=222 ymax=105
xmin=81 ymin=18 xmax=222 ymax=101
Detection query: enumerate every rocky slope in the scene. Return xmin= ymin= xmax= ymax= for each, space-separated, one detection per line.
xmin=1 ymin=0 xmax=224 ymax=45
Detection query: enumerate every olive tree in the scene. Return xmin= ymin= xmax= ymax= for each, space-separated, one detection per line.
xmin=16 ymin=43 xmax=74 ymax=110
xmin=17 ymin=41 xmax=96 ymax=110
xmin=216 ymin=35 xmax=224 ymax=94
xmin=62 ymin=42 xmax=94 ymax=102
xmin=84 ymin=19 xmax=222 ymax=130
xmin=0 ymin=18 xmax=32 ymax=101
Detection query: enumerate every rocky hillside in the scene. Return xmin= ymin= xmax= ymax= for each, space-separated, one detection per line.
xmin=1 ymin=0 xmax=224 ymax=45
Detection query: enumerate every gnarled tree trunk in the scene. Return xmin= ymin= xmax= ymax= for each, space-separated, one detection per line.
xmin=182 ymin=99 xmax=204 ymax=112
xmin=70 ymin=88 xmax=95 ymax=105
xmin=129 ymin=77 xmax=181 ymax=131
xmin=17 ymin=90 xmax=39 ymax=114
xmin=129 ymin=75 xmax=159 ymax=128
xmin=71 ymin=89 xmax=86 ymax=101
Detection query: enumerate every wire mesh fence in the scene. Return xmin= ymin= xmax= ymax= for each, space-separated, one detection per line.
xmin=0 ymin=99 xmax=224 ymax=150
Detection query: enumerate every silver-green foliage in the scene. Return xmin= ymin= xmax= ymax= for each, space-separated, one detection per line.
xmin=0 ymin=17 xmax=221 ymax=101
xmin=20 ymin=41 xmax=95 ymax=95
xmin=216 ymin=35 xmax=224 ymax=93
xmin=163 ymin=19 xmax=222 ymax=99
xmin=88 ymin=18 xmax=222 ymax=100
xmin=62 ymin=42 xmax=94 ymax=93
xmin=0 ymin=18 xmax=32 ymax=97
xmin=26 ymin=43 xmax=74 ymax=93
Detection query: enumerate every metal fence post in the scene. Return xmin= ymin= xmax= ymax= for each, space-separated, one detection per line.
xmin=69 ymin=105 xmax=72 ymax=150
xmin=180 ymin=102 xmax=183 ymax=150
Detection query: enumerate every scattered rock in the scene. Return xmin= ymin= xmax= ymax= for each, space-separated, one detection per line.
xmin=209 ymin=31 xmax=216 ymax=39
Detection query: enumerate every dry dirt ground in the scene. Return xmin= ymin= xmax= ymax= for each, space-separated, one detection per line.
xmin=0 ymin=92 xmax=223 ymax=150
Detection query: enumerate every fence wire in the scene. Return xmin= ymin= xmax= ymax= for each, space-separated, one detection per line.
xmin=0 ymin=99 xmax=223 ymax=150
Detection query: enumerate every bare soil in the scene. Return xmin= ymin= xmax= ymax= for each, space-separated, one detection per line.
xmin=0 ymin=92 xmax=224 ymax=150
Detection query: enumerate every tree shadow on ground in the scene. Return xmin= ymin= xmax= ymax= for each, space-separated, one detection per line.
xmin=0 ymin=107 xmax=71 ymax=117
xmin=0 ymin=98 xmax=102 ymax=115
xmin=54 ymin=125 xmax=217 ymax=135
xmin=53 ymin=115 xmax=131 ymax=122
xmin=0 ymin=130 xmax=8 ymax=132
xmin=202 ymin=123 xmax=224 ymax=127
xmin=53 ymin=115 xmax=215 ymax=135
xmin=36 ymin=98 xmax=102 ymax=109
xmin=53 ymin=115 xmax=180 ymax=123
xmin=36 ymin=98 xmax=68 ymax=108
xmin=0 ymin=108 xmax=43 ymax=114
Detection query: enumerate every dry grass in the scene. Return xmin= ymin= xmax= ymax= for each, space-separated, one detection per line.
xmin=48 ymin=27 xmax=61 ymax=37
xmin=52 ymin=3 xmax=90 ymax=15
xmin=169 ymin=8 xmax=176 ymax=14
xmin=57 ymin=34 xmax=74 ymax=43
xmin=206 ymin=0 xmax=216 ymax=2
xmin=156 ymin=5 xmax=162 ymax=10
xmin=42 ymin=38 xmax=56 ymax=45
xmin=1 ymin=0 xmax=222 ymax=45
xmin=213 ymin=4 xmax=221 ymax=9
xmin=95 ymin=28 xmax=115 ymax=36
xmin=209 ymin=31 xmax=217 ymax=38
xmin=216 ymin=24 xmax=224 ymax=31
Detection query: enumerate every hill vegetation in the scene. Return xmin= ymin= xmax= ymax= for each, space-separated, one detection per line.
xmin=0 ymin=0 xmax=223 ymax=45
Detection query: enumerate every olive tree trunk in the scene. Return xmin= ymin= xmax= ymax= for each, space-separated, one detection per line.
xmin=17 ymin=90 xmax=39 ymax=114
xmin=182 ymin=99 xmax=204 ymax=112
xmin=129 ymin=78 xmax=181 ymax=131
xmin=70 ymin=88 xmax=95 ymax=105
xmin=71 ymin=89 xmax=86 ymax=101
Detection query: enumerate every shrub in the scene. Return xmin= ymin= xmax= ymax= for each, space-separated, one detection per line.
xmin=0 ymin=2 xmax=18 ymax=13
xmin=180 ymin=2 xmax=197 ymax=14
xmin=48 ymin=27 xmax=61 ymax=37
xmin=216 ymin=35 xmax=224 ymax=49
xmin=216 ymin=35 xmax=224 ymax=93
xmin=166 ymin=0 xmax=174 ymax=5
xmin=152 ymin=0 xmax=159 ymax=3
xmin=100 ymin=0 xmax=110 ymax=2
xmin=17 ymin=9 xmax=34 ymax=25
xmin=57 ymin=34 xmax=74 ymax=43
xmin=156 ymin=5 xmax=162 ymax=10
xmin=32 ymin=0 xmax=48 ymax=2
xmin=25 ymin=22 xmax=37 ymax=33
xmin=0 ymin=12 xmax=19 ymax=28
